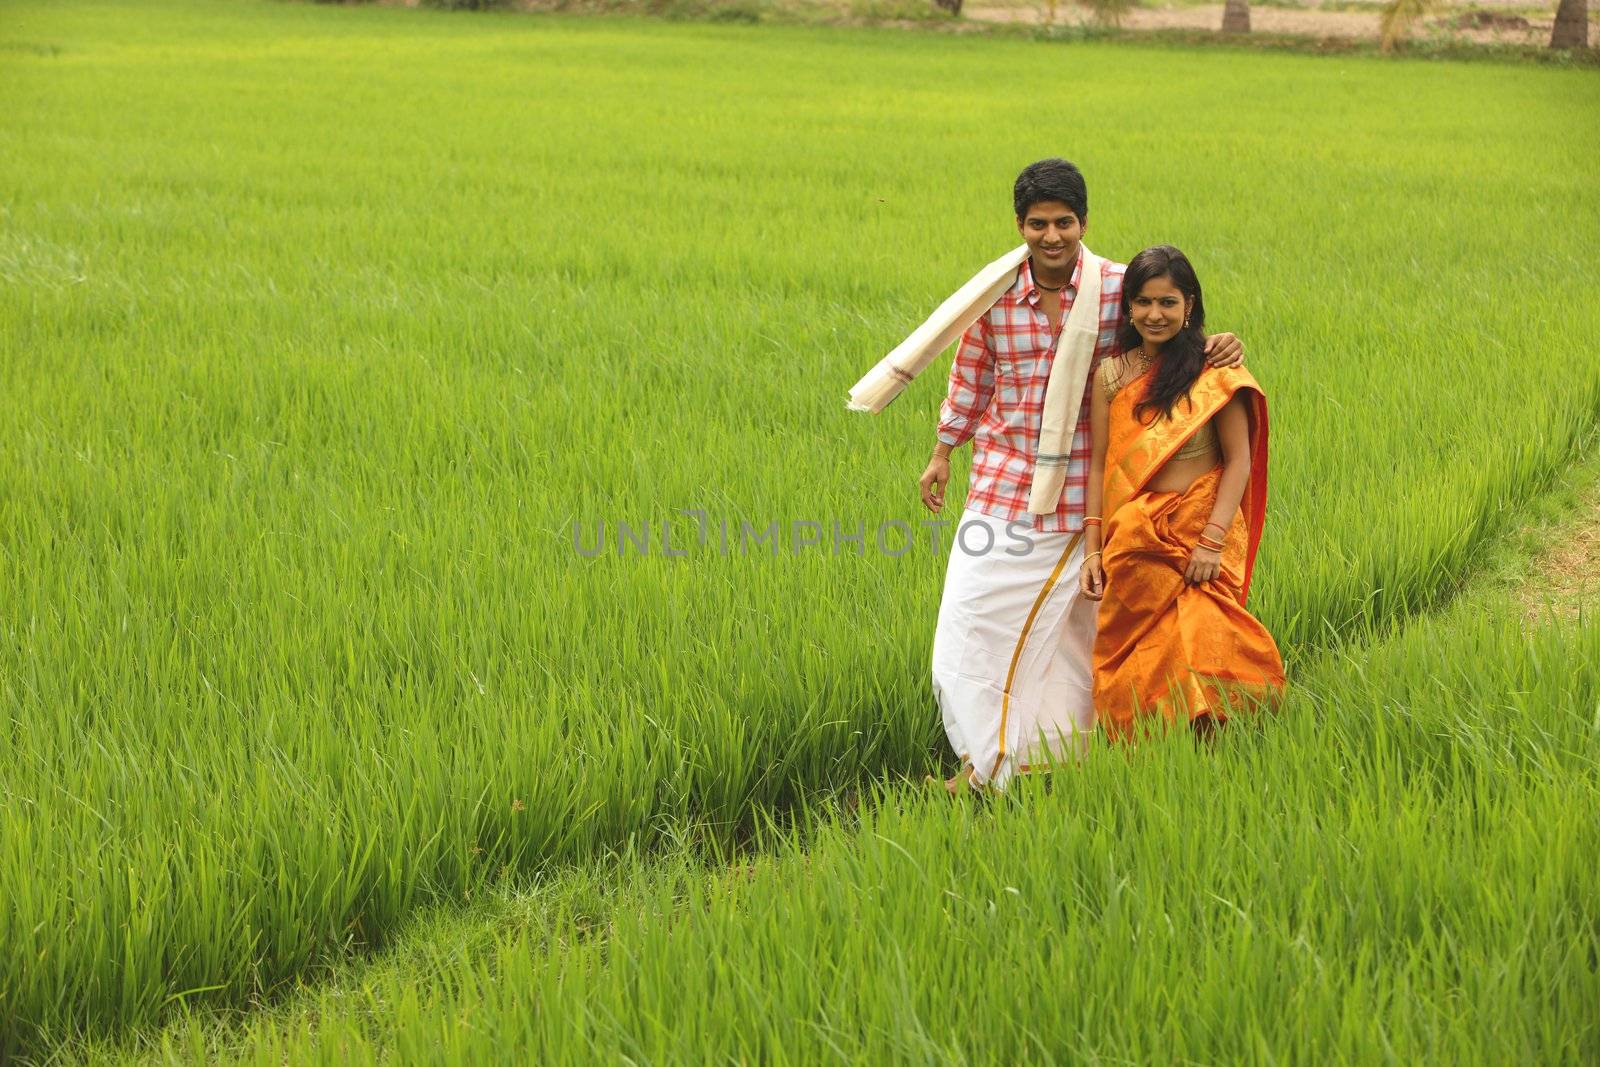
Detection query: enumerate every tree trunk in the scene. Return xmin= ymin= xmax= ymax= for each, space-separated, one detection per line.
xmin=932 ymin=0 xmax=963 ymax=14
xmin=1550 ymin=0 xmax=1588 ymax=48
xmin=1221 ymin=0 xmax=1251 ymax=32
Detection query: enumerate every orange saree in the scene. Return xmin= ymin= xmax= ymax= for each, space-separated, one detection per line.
xmin=1093 ymin=364 xmax=1284 ymax=740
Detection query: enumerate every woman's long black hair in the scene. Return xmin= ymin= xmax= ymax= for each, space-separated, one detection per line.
xmin=1116 ymin=245 xmax=1207 ymax=424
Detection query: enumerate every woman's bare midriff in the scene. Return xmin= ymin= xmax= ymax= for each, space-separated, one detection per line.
xmin=1142 ymin=448 xmax=1222 ymax=496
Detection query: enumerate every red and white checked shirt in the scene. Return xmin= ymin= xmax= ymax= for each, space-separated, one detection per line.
xmin=937 ymin=250 xmax=1127 ymax=534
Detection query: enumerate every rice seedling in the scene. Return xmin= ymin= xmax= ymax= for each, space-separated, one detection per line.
xmin=92 ymin=596 xmax=1600 ymax=1064
xmin=2 ymin=0 xmax=1597 ymax=1054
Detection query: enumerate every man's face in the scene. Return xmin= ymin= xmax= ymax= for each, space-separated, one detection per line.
xmin=1016 ymin=200 xmax=1084 ymax=272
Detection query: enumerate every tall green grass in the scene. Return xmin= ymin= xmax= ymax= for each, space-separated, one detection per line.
xmin=2 ymin=0 xmax=1599 ymax=1052
xmin=97 ymin=600 xmax=1600 ymax=1064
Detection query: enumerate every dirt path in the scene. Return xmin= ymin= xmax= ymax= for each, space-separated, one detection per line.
xmin=1516 ymin=475 xmax=1600 ymax=626
xmin=965 ymin=2 xmax=1571 ymax=47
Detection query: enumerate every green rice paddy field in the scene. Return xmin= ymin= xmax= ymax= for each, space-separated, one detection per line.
xmin=2 ymin=0 xmax=1598 ymax=1060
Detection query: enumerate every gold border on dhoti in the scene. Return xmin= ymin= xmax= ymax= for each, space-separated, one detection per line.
xmin=989 ymin=531 xmax=1084 ymax=782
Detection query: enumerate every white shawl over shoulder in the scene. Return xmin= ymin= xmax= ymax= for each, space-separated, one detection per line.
xmin=848 ymin=245 xmax=1105 ymax=516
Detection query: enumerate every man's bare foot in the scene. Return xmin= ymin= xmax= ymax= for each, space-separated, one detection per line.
xmin=943 ymin=766 xmax=978 ymax=796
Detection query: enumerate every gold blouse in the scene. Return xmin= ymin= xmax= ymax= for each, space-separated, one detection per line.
xmin=1100 ymin=356 xmax=1221 ymax=463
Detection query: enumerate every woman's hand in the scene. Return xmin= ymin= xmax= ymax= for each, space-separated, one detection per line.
xmin=1184 ymin=544 xmax=1221 ymax=585
xmin=1080 ymin=553 xmax=1106 ymax=601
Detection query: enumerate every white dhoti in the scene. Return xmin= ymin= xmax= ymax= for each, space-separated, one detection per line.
xmin=931 ymin=509 xmax=1099 ymax=789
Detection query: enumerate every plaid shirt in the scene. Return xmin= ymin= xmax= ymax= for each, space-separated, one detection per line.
xmin=937 ymin=250 xmax=1126 ymax=534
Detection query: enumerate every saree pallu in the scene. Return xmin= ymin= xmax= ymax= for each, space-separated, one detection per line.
xmin=1093 ymin=366 xmax=1284 ymax=739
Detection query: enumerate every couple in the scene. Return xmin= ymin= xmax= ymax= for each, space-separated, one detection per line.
xmin=849 ymin=158 xmax=1284 ymax=791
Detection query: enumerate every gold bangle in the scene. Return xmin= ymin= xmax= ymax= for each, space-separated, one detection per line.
xmin=1084 ymin=550 xmax=1103 ymax=561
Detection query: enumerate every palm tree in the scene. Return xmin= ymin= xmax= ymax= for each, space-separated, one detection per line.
xmin=1222 ymin=0 xmax=1250 ymax=32
xmin=1550 ymin=0 xmax=1589 ymax=48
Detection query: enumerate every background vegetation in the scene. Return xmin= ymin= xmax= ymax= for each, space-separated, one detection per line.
xmin=102 ymin=586 xmax=1600 ymax=1064
xmin=2 ymin=0 xmax=1597 ymax=1059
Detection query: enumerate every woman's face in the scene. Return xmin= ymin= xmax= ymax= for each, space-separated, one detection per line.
xmin=1128 ymin=274 xmax=1192 ymax=348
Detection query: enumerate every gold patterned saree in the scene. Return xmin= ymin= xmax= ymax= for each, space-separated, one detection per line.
xmin=1092 ymin=362 xmax=1285 ymax=739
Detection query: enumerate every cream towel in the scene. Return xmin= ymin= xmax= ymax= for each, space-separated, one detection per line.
xmin=847 ymin=245 xmax=1105 ymax=516
xmin=846 ymin=244 xmax=1028 ymax=415
xmin=1027 ymin=248 xmax=1102 ymax=514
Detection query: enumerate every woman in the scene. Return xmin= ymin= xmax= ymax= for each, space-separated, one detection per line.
xmin=1080 ymin=246 xmax=1283 ymax=740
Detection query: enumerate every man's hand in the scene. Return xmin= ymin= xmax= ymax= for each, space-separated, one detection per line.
xmin=919 ymin=454 xmax=950 ymax=513
xmin=1204 ymin=332 xmax=1244 ymax=368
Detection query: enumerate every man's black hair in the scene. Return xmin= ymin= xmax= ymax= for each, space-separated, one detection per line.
xmin=1012 ymin=158 xmax=1088 ymax=222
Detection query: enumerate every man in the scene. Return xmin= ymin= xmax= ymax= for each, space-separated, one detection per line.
xmin=916 ymin=159 xmax=1242 ymax=791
